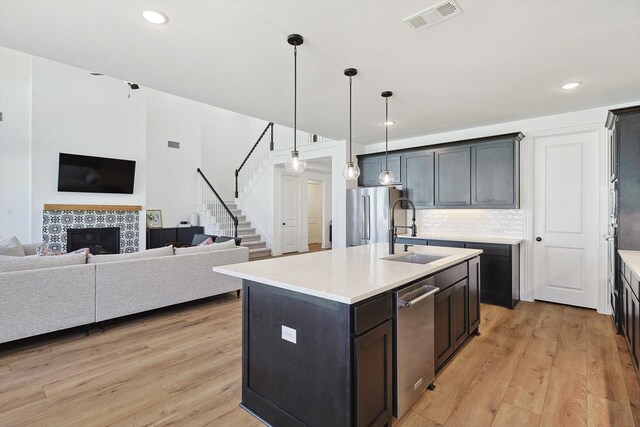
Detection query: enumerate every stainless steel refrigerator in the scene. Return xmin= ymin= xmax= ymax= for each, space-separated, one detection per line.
xmin=347 ymin=187 xmax=406 ymax=246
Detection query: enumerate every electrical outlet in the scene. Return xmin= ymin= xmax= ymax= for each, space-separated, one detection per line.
xmin=281 ymin=325 xmax=297 ymax=344
xmin=167 ymin=140 xmax=180 ymax=149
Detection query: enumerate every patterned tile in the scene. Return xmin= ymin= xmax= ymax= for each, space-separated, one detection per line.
xmin=42 ymin=210 xmax=139 ymax=253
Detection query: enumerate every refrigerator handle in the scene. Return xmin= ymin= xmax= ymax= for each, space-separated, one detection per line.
xmin=363 ymin=195 xmax=370 ymax=240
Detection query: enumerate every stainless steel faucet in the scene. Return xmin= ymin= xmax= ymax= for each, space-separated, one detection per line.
xmin=389 ymin=198 xmax=417 ymax=254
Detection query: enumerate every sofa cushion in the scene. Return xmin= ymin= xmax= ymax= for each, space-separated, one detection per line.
xmin=0 ymin=253 xmax=87 ymax=273
xmin=215 ymin=235 xmax=243 ymax=246
xmin=88 ymin=245 xmax=174 ymax=264
xmin=0 ymin=236 xmax=24 ymax=257
xmin=22 ymin=243 xmax=39 ymax=256
xmin=174 ymin=239 xmax=236 ymax=255
xmin=191 ymin=234 xmax=217 ymax=246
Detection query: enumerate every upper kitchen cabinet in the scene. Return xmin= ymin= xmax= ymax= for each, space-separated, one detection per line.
xmin=358 ymin=154 xmax=401 ymax=187
xmin=357 ymin=132 xmax=522 ymax=209
xmin=435 ymin=146 xmax=471 ymax=206
xmin=403 ymin=150 xmax=435 ymax=208
xmin=470 ymin=136 xmax=521 ymax=208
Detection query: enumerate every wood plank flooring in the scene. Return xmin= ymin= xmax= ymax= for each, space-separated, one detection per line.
xmin=0 ymin=295 xmax=637 ymax=426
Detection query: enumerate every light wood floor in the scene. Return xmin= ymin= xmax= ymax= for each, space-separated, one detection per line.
xmin=0 ymin=296 xmax=637 ymax=426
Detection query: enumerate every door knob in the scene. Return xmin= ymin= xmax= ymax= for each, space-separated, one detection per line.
xmin=282 ymin=222 xmax=286 ymax=226
xmin=536 ymin=237 xmax=542 ymax=242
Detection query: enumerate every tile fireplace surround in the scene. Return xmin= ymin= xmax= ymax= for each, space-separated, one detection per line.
xmin=41 ymin=204 xmax=141 ymax=253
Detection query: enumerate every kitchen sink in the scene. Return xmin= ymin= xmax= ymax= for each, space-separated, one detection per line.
xmin=385 ymin=253 xmax=447 ymax=265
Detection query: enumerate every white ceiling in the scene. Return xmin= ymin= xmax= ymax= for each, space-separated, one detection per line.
xmin=1 ymin=0 xmax=639 ymax=144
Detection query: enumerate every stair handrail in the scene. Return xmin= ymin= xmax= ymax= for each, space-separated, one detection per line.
xmin=196 ymin=168 xmax=238 ymax=237
xmin=235 ymin=122 xmax=274 ymax=198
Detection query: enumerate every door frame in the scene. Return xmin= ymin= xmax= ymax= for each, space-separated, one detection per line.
xmin=522 ymin=123 xmax=609 ymax=313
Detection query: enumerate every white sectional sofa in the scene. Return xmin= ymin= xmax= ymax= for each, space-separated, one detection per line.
xmin=0 ymin=244 xmax=248 ymax=344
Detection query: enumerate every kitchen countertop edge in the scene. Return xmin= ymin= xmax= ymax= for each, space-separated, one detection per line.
xmin=619 ymin=250 xmax=640 ymax=279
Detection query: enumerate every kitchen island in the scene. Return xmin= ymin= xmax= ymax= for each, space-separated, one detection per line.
xmin=214 ymin=243 xmax=482 ymax=427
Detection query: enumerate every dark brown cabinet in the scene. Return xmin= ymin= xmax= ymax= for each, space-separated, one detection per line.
xmin=356 ymin=133 xmax=522 ymax=209
xmin=433 ymin=258 xmax=480 ymax=372
xmin=358 ymin=154 xmax=401 ymax=187
xmin=403 ymin=150 xmax=435 ymax=208
xmin=452 ymin=279 xmax=469 ymax=349
xmin=354 ymin=320 xmax=393 ymax=427
xmin=471 ymin=139 xmax=519 ymax=207
xmin=620 ymin=256 xmax=640 ymax=382
xmin=435 ymin=146 xmax=471 ymax=206
xmin=468 ymin=256 xmax=481 ymax=332
xmin=146 ymin=226 xmax=204 ymax=249
xmin=434 ymin=286 xmax=454 ymax=370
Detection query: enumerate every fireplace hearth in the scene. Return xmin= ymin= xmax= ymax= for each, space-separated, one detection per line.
xmin=67 ymin=227 xmax=120 ymax=255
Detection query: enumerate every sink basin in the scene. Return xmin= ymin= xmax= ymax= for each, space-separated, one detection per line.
xmin=386 ymin=253 xmax=447 ymax=265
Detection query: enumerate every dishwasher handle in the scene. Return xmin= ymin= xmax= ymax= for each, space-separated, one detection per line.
xmin=398 ymin=286 xmax=439 ymax=308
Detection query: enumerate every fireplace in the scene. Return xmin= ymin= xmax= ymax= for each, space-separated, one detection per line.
xmin=67 ymin=227 xmax=120 ymax=255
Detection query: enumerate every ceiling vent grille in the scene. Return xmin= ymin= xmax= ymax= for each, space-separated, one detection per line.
xmin=404 ymin=0 xmax=462 ymax=31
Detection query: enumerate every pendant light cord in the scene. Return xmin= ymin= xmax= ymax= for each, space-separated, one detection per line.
xmin=293 ymin=45 xmax=297 ymax=152
xmin=349 ymin=75 xmax=352 ymax=161
xmin=385 ymin=97 xmax=389 ymax=169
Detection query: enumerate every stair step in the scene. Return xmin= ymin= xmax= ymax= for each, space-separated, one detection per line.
xmin=237 ymin=228 xmax=256 ymax=235
xmin=230 ymin=209 xmax=242 ymax=215
xmin=241 ymin=241 xmax=266 ymax=249
xmin=249 ymin=248 xmax=272 ymax=260
xmin=238 ymin=221 xmax=251 ymax=227
xmin=238 ymin=234 xmax=261 ymax=242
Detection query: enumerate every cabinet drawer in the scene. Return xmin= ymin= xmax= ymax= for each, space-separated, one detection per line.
xmin=464 ymin=243 xmax=510 ymax=257
xmin=396 ymin=238 xmax=427 ymax=246
xmin=632 ymin=272 xmax=640 ymax=300
xmin=428 ymin=240 xmax=465 ymax=248
xmin=434 ymin=262 xmax=468 ymax=291
xmin=353 ymin=293 xmax=393 ymax=336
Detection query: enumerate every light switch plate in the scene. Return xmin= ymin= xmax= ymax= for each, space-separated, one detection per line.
xmin=281 ymin=325 xmax=297 ymax=344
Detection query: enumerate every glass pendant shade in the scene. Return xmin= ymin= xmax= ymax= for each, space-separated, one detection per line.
xmin=285 ymin=150 xmax=307 ymax=174
xmin=379 ymin=170 xmax=395 ymax=186
xmin=342 ymin=161 xmax=360 ymax=180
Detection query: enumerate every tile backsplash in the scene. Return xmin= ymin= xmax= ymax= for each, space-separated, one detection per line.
xmin=409 ymin=209 xmax=524 ymax=238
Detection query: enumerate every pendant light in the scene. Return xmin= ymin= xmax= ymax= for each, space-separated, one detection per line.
xmin=379 ymin=91 xmax=395 ymax=185
xmin=342 ymin=68 xmax=360 ymax=180
xmin=284 ymin=34 xmax=307 ymax=174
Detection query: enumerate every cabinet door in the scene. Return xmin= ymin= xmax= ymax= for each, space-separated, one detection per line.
xmin=381 ymin=155 xmax=402 ymax=185
xmin=434 ymin=287 xmax=454 ymax=371
xmin=622 ymin=282 xmax=629 ymax=340
xmin=471 ymin=140 xmax=516 ymax=207
xmin=468 ymin=257 xmax=480 ymax=333
xmin=633 ymin=294 xmax=640 ymax=369
xmin=354 ymin=320 xmax=393 ymax=427
xmin=452 ymin=279 xmax=469 ymax=350
xmin=435 ymin=146 xmax=471 ymax=206
xmin=359 ymin=157 xmax=383 ymax=186
xmin=403 ymin=151 xmax=434 ymax=207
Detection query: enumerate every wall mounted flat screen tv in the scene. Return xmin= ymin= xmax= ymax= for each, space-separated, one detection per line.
xmin=57 ymin=153 xmax=136 ymax=194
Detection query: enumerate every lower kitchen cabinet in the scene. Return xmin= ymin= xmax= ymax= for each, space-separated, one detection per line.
xmin=433 ymin=257 xmax=480 ymax=372
xmin=396 ymin=238 xmax=520 ymax=309
xmin=620 ymin=255 xmax=640 ymax=382
xmin=354 ymin=320 xmax=393 ymax=427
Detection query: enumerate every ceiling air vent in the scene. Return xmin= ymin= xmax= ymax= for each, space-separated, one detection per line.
xmin=404 ymin=0 xmax=462 ymax=31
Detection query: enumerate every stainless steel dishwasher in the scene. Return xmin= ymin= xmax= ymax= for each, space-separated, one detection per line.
xmin=393 ymin=277 xmax=438 ymax=419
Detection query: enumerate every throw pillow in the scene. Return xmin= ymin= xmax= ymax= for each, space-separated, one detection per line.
xmin=88 ymin=245 xmax=174 ymax=264
xmin=214 ymin=236 xmax=243 ymax=246
xmin=0 ymin=236 xmax=25 ymax=257
xmin=37 ymin=246 xmax=65 ymax=256
xmin=191 ymin=234 xmax=216 ymax=246
xmin=197 ymin=237 xmax=214 ymax=246
xmin=174 ymin=238 xmax=237 ymax=255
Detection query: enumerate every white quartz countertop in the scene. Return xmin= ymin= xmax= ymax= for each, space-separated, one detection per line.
xmin=398 ymin=234 xmax=523 ymax=245
xmin=213 ymin=243 xmax=482 ymax=304
xmin=619 ymin=250 xmax=640 ymax=279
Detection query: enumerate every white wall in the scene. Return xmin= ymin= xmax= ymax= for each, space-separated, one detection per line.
xmin=30 ymin=56 xmax=147 ymax=244
xmin=146 ymin=89 xmax=201 ymax=228
xmin=0 ymin=47 xmax=31 ymax=242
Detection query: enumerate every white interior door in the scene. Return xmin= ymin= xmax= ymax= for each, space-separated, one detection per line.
xmin=307 ymin=180 xmax=322 ymax=245
xmin=534 ymin=130 xmax=600 ymax=308
xmin=281 ymin=174 xmax=299 ymax=254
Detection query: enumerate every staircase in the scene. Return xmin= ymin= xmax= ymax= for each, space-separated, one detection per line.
xmin=197 ymin=201 xmax=271 ymax=261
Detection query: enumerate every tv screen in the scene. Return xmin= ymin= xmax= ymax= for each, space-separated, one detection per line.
xmin=57 ymin=153 xmax=136 ymax=194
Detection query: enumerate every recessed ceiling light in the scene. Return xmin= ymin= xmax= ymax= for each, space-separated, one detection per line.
xmin=142 ymin=10 xmax=168 ymax=25
xmin=384 ymin=121 xmax=396 ymax=126
xmin=561 ymin=82 xmax=581 ymax=90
